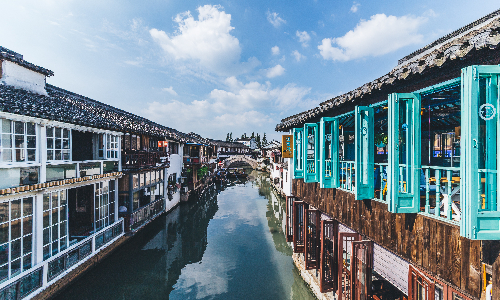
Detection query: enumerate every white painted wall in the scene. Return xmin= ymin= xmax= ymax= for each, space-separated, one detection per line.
xmin=166 ymin=153 xmax=183 ymax=212
xmin=1 ymin=61 xmax=47 ymax=95
xmin=283 ymin=159 xmax=291 ymax=196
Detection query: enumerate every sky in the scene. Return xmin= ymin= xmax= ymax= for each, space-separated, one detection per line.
xmin=1 ymin=1 xmax=499 ymax=141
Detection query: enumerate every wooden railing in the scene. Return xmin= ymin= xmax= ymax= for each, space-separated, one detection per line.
xmin=122 ymin=150 xmax=168 ymax=169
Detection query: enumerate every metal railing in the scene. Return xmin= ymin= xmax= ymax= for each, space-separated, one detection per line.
xmin=421 ymin=166 xmax=461 ymax=222
xmin=0 ymin=218 xmax=124 ymax=300
xmin=129 ymin=198 xmax=165 ymax=231
xmin=339 ymin=160 xmax=355 ymax=192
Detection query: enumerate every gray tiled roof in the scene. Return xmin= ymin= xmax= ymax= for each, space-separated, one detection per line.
xmin=0 ymin=46 xmax=54 ymax=77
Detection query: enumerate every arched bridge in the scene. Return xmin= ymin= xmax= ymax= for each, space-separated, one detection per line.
xmin=224 ymin=155 xmax=259 ymax=169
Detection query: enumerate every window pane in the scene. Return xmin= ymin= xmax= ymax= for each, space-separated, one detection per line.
xmin=11 ymin=221 xmax=21 ymax=239
xmin=43 ymin=194 xmax=50 ymax=211
xmin=1 ymin=119 xmax=11 ymax=134
xmin=27 ymin=136 xmax=36 ymax=149
xmin=52 ymin=192 xmax=58 ymax=208
xmin=27 ymin=149 xmax=36 ymax=161
xmin=11 ymin=200 xmax=20 ymax=220
xmin=0 ymin=203 xmax=8 ymax=224
xmin=47 ymin=138 xmax=53 ymax=149
xmin=43 ymin=245 xmax=50 ymax=259
xmin=55 ymin=150 xmax=61 ymax=160
xmin=23 ymin=235 xmax=32 ymax=255
xmin=62 ymin=139 xmax=69 ymax=149
xmin=23 ymin=217 xmax=32 ymax=235
xmin=55 ymin=127 xmax=61 ymax=138
xmin=0 ymin=264 xmax=8 ymax=282
xmin=63 ymin=129 xmax=69 ymax=138
xmin=1 ymin=134 xmax=12 ymax=148
xmin=60 ymin=221 xmax=67 ymax=236
xmin=46 ymin=127 xmax=53 ymax=137
xmin=15 ymin=149 xmax=25 ymax=161
xmin=26 ymin=123 xmax=35 ymax=135
xmin=43 ymin=228 xmax=50 ymax=245
xmin=60 ymin=191 xmax=66 ymax=206
xmin=51 ymin=225 xmax=58 ymax=241
xmin=0 ymin=224 xmax=8 ymax=245
xmin=51 ymin=209 xmax=58 ymax=226
xmin=22 ymin=254 xmax=31 ymax=271
xmin=1 ymin=149 xmax=12 ymax=162
xmin=47 ymin=150 xmax=53 ymax=161
xmin=43 ymin=212 xmax=49 ymax=228
xmin=23 ymin=197 xmax=33 ymax=216
xmin=62 ymin=150 xmax=70 ymax=160
xmin=0 ymin=244 xmax=8 ymax=266
xmin=14 ymin=122 xmax=24 ymax=135
xmin=11 ymin=258 xmax=20 ymax=276
xmin=55 ymin=138 xmax=61 ymax=149
xmin=11 ymin=239 xmax=21 ymax=259
xmin=15 ymin=135 xmax=24 ymax=148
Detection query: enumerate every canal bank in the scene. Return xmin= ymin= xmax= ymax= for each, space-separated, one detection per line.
xmin=51 ymin=171 xmax=316 ymax=300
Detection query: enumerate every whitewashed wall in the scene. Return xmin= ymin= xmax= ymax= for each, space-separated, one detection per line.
xmin=1 ymin=61 xmax=47 ymax=95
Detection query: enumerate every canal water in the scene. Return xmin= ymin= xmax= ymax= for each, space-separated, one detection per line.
xmin=54 ymin=171 xmax=316 ymax=300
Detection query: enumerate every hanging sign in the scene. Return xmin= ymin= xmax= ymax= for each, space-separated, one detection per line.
xmin=282 ymin=135 xmax=293 ymax=158
xmin=158 ymin=141 xmax=168 ymax=148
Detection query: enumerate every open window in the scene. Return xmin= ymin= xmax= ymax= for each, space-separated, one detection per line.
xmin=293 ymin=200 xmax=307 ymax=253
xmin=388 ymin=93 xmax=421 ymax=213
xmin=320 ymin=117 xmax=339 ymax=188
xmin=303 ymin=123 xmax=319 ymax=182
xmin=293 ymin=128 xmax=304 ymax=179
xmin=320 ymin=220 xmax=337 ymax=293
xmin=304 ymin=208 xmax=320 ymax=270
xmin=461 ymin=65 xmax=500 ymax=240
xmin=355 ymin=106 xmax=374 ymax=200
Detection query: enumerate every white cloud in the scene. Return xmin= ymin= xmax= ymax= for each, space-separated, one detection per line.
xmin=162 ymin=86 xmax=178 ymax=96
xmin=266 ymin=64 xmax=285 ymax=78
xmin=292 ymin=50 xmax=305 ymax=62
xmin=141 ymin=77 xmax=311 ymax=138
xmin=350 ymin=2 xmax=360 ymax=13
xmin=266 ymin=11 xmax=286 ymax=28
xmin=296 ymin=31 xmax=310 ymax=47
xmin=271 ymin=46 xmax=280 ymax=55
xmin=150 ymin=5 xmax=242 ymax=75
xmin=318 ymin=13 xmax=426 ymax=61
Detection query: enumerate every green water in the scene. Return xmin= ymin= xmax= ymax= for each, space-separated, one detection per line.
xmin=53 ymin=171 xmax=316 ymax=300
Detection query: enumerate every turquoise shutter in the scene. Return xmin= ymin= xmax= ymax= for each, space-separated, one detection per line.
xmin=293 ymin=128 xmax=304 ymax=179
xmin=461 ymin=65 xmax=500 ymax=240
xmin=304 ymin=123 xmax=319 ymax=182
xmin=387 ymin=93 xmax=421 ymax=213
xmin=355 ymin=106 xmax=374 ymax=200
xmin=320 ymin=117 xmax=339 ymax=188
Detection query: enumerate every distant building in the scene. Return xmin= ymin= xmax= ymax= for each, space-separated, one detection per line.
xmin=234 ymin=137 xmax=257 ymax=149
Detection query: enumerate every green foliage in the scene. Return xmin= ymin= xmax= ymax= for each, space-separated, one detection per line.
xmin=197 ymin=166 xmax=209 ymax=177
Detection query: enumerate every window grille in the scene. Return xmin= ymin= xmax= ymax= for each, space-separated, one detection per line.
xmin=0 ymin=119 xmax=37 ymax=163
xmin=46 ymin=126 xmax=70 ymax=161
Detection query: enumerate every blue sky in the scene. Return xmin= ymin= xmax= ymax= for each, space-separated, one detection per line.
xmin=1 ymin=1 xmax=499 ymax=141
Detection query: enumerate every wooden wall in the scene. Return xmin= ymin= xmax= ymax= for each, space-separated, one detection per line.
xmin=292 ymin=179 xmax=482 ymax=298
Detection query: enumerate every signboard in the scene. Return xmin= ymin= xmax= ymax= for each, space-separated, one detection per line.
xmin=282 ymin=135 xmax=293 ymax=158
xmin=158 ymin=141 xmax=168 ymax=148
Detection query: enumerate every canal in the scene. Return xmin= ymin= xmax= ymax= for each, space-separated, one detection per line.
xmin=53 ymin=171 xmax=316 ymax=300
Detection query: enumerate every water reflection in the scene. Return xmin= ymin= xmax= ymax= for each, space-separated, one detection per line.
xmin=54 ymin=171 xmax=315 ymax=300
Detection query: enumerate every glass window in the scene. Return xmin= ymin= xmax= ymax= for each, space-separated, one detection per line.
xmin=95 ymin=181 xmax=111 ymax=231
xmin=42 ymin=191 xmax=68 ymax=260
xmin=1 ymin=119 xmax=37 ymax=163
xmin=106 ymin=134 xmax=119 ymax=159
xmin=0 ymin=196 xmax=34 ymax=282
xmin=47 ymin=126 xmax=70 ymax=161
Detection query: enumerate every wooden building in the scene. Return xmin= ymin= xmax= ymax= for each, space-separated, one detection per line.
xmin=277 ymin=10 xmax=500 ymax=300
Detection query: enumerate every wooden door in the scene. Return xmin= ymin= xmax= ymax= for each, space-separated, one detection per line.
xmin=293 ymin=201 xmax=307 ymax=253
xmin=351 ymin=241 xmax=373 ymax=300
xmin=286 ymin=196 xmax=295 ymax=242
xmin=320 ymin=220 xmax=338 ymax=293
xmin=304 ymin=209 xmax=321 ymax=270
xmin=338 ymin=232 xmax=360 ymax=300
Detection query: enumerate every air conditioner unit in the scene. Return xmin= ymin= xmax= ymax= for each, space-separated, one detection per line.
xmin=182 ymin=187 xmax=189 ymax=193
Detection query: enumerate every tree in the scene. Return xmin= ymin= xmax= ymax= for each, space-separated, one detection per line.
xmin=226 ymin=133 xmax=230 ymax=142
xmin=230 ymin=132 xmax=233 ymax=142
xmin=262 ymin=133 xmax=267 ymax=146
xmin=256 ymin=133 xmax=261 ymax=148
xmin=251 ymin=132 xmax=255 ymax=138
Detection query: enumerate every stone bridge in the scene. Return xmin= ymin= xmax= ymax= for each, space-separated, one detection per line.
xmin=224 ymin=155 xmax=259 ymax=169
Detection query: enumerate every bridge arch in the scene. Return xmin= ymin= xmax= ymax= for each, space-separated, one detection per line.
xmin=223 ymin=155 xmax=259 ymax=169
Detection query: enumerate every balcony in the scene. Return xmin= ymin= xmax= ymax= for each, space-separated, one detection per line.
xmin=183 ymin=156 xmax=200 ymax=164
xmin=122 ymin=150 xmax=169 ymax=170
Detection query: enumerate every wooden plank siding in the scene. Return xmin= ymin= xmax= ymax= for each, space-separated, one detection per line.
xmin=292 ymin=179 xmax=482 ymax=298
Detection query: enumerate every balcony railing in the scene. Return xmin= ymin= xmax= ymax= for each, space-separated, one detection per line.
xmin=0 ymin=219 xmax=124 ymax=300
xmin=374 ymin=163 xmax=388 ymax=202
xmin=339 ymin=160 xmax=355 ymax=192
xmin=128 ymin=198 xmax=165 ymax=231
xmin=122 ymin=150 xmax=168 ymax=169
xmin=421 ymin=166 xmax=461 ymax=222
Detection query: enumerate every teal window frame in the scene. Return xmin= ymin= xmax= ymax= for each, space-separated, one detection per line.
xmin=304 ymin=123 xmax=319 ymax=183
xmin=461 ymin=65 xmax=500 ymax=240
xmin=293 ymin=128 xmax=304 ymax=179
xmin=387 ymin=93 xmax=421 ymax=213
xmin=355 ymin=106 xmax=374 ymax=200
xmin=319 ymin=117 xmax=339 ymax=188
